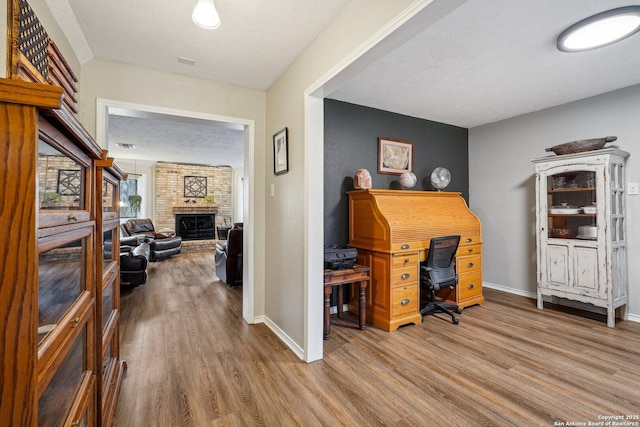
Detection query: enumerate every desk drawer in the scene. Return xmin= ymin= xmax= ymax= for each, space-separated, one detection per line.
xmin=392 ymin=252 xmax=419 ymax=268
xmin=460 ymin=236 xmax=481 ymax=246
xmin=391 ymin=284 xmax=418 ymax=317
xmin=391 ymin=265 xmax=418 ymax=286
xmin=458 ymin=244 xmax=482 ymax=256
xmin=456 ymin=254 xmax=481 ymax=274
xmin=458 ymin=270 xmax=482 ymax=301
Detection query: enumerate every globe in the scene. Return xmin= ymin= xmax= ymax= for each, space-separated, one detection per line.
xmin=399 ymin=172 xmax=417 ymax=189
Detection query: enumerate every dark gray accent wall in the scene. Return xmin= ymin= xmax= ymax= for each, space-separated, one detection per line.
xmin=324 ymin=99 xmax=469 ymax=246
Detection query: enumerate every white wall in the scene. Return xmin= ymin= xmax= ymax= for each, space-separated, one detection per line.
xmin=79 ymin=59 xmax=267 ymax=319
xmin=265 ymin=0 xmax=419 ymax=357
xmin=469 ymin=84 xmax=640 ymax=320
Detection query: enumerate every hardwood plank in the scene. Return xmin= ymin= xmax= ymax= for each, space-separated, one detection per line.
xmin=114 ymin=252 xmax=640 ymax=426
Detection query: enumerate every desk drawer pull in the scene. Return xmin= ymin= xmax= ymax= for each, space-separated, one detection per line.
xmin=467 ymin=262 xmax=474 ymax=268
xmin=467 ymin=284 xmax=474 ymax=290
xmin=466 ymin=237 xmax=472 ymax=243
xmin=401 ymin=298 xmax=410 ymax=305
xmin=401 ymin=244 xmax=409 ymax=249
xmin=469 ymin=248 xmax=474 ymax=253
xmin=405 ymin=258 xmax=410 ymax=263
xmin=68 ymin=214 xmax=78 ymax=222
xmin=401 ymin=273 xmax=410 ymax=280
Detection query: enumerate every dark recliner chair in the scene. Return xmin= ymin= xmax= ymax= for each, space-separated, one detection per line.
xmin=420 ymin=235 xmax=462 ymax=324
xmin=215 ymin=223 xmax=243 ymax=287
xmin=105 ymin=236 xmax=150 ymax=287
xmin=122 ymin=218 xmax=182 ymax=262
xmin=120 ymin=242 xmax=151 ymax=287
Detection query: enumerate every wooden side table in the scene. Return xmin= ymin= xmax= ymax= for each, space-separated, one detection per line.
xmin=323 ymin=264 xmax=370 ymax=340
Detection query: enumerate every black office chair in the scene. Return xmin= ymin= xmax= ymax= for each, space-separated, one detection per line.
xmin=420 ymin=235 xmax=462 ymax=324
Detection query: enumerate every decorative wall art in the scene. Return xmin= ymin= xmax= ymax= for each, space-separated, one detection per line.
xmin=273 ymin=127 xmax=289 ymax=175
xmin=184 ymin=175 xmax=208 ymax=198
xmin=378 ymin=137 xmax=413 ymax=175
xmin=57 ymin=169 xmax=81 ymax=195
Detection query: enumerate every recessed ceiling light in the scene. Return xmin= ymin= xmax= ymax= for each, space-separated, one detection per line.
xmin=557 ymin=6 xmax=640 ymax=52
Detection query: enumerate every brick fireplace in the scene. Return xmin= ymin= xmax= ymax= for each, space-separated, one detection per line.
xmin=154 ymin=162 xmax=232 ymax=238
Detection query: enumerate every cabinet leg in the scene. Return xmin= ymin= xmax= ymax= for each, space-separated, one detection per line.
xmin=537 ymin=292 xmax=544 ymax=310
xmin=607 ymin=308 xmax=615 ymax=328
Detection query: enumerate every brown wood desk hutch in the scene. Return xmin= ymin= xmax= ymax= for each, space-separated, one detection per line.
xmin=347 ymin=189 xmax=484 ymax=331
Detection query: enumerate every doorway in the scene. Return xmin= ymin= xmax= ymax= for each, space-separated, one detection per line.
xmin=96 ymin=99 xmax=257 ymax=322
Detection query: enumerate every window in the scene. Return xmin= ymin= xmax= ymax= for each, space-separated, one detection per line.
xmin=120 ymin=175 xmax=140 ymax=218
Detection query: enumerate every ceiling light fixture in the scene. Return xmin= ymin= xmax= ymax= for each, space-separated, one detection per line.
xmin=192 ymin=0 xmax=221 ymax=30
xmin=557 ymin=6 xmax=640 ymax=52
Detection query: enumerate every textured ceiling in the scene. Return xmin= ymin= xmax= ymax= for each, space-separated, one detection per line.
xmin=50 ymin=0 xmax=640 ymax=164
xmin=63 ymin=0 xmax=351 ymax=90
xmin=330 ymin=0 xmax=640 ymax=128
xmin=107 ymin=114 xmax=245 ymax=167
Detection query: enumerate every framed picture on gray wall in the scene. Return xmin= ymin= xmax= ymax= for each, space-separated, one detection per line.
xmin=378 ymin=137 xmax=413 ymax=175
xmin=273 ymin=127 xmax=289 ymax=175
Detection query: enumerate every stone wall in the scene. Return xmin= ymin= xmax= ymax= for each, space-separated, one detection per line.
xmin=154 ymin=162 xmax=232 ymax=233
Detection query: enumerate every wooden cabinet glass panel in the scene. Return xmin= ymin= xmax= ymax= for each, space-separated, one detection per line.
xmin=102 ymin=282 xmax=114 ymax=330
xmin=102 ymin=228 xmax=116 ymax=272
xmin=102 ymin=179 xmax=116 ymax=212
xmin=38 ymin=236 xmax=87 ymax=343
xmin=38 ymin=324 xmax=88 ymax=427
xmin=38 ymin=139 xmax=84 ymax=211
xmin=546 ymin=170 xmax=597 ymax=239
xmin=102 ymin=340 xmax=114 ymax=381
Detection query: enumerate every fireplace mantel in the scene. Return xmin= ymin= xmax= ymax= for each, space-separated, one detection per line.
xmin=172 ymin=205 xmax=219 ymax=214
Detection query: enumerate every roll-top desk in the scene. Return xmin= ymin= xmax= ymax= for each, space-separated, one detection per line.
xmin=347 ymin=189 xmax=484 ymax=331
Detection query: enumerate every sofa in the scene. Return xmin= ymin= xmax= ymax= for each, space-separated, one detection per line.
xmin=121 ymin=218 xmax=182 ymax=261
xmin=215 ymin=223 xmax=243 ymax=287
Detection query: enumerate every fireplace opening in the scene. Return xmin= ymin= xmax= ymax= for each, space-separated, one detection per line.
xmin=175 ymin=214 xmax=216 ymax=240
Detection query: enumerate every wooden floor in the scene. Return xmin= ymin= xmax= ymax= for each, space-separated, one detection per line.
xmin=114 ymin=252 xmax=640 ymax=426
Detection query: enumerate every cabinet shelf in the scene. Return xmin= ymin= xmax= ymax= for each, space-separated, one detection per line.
xmin=547 ymin=187 xmax=595 ymax=193
xmin=548 ymin=213 xmax=596 ymax=218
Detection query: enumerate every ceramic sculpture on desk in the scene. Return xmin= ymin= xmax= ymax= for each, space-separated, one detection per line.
xmin=354 ymin=168 xmax=372 ymax=189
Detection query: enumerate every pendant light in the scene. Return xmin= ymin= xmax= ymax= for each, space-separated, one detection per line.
xmin=192 ymin=0 xmax=221 ymax=30
xmin=557 ymin=6 xmax=640 ymax=52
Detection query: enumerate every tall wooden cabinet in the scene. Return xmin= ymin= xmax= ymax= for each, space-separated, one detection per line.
xmin=347 ymin=190 xmax=483 ymax=332
xmin=532 ymin=148 xmax=630 ymax=327
xmin=96 ymin=153 xmax=127 ymax=426
xmin=0 ymin=78 xmax=125 ymax=425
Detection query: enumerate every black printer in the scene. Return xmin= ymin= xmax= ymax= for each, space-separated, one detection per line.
xmin=323 ymin=245 xmax=358 ymax=270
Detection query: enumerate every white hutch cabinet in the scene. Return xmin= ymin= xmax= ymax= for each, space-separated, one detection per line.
xmin=532 ymin=148 xmax=629 ymax=327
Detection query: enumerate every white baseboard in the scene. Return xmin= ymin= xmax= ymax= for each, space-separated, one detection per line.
xmin=483 ymin=281 xmax=536 ymax=299
xmin=262 ymin=315 xmax=305 ymax=360
xmin=482 ymin=281 xmax=639 ymax=324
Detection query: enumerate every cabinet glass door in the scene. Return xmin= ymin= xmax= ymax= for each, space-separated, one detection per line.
xmin=38 ymin=140 xmax=85 ymax=211
xmin=546 ymin=170 xmax=596 ymax=240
